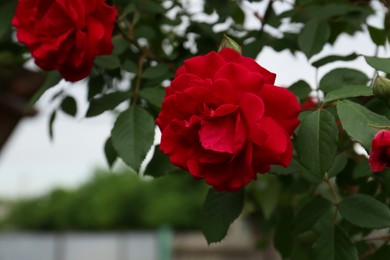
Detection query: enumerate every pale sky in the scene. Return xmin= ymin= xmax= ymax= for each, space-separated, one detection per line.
xmin=0 ymin=1 xmax=385 ymax=198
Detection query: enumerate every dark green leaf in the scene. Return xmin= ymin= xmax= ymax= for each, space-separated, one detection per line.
xmin=111 ymin=106 xmax=155 ymax=171
xmin=339 ymin=193 xmax=390 ymax=229
xmin=352 ymin=161 xmax=371 ymax=179
xmin=48 ymin=110 xmax=57 ymax=140
xmin=288 ymin=80 xmax=312 ymax=101
xmin=293 ymin=196 xmax=333 ymax=234
xmin=337 ymin=100 xmax=390 ymax=150
xmin=324 ymin=85 xmax=373 ymax=103
xmin=104 ymin=137 xmax=117 ymax=168
xmin=275 ymin=208 xmax=294 ymax=258
xmin=365 ymin=56 xmax=390 ymax=74
xmin=311 ymin=224 xmax=358 ymax=260
xmin=28 ymin=71 xmax=61 ymax=108
xmin=0 ymin=1 xmax=16 ymax=39
xmin=368 ymin=26 xmax=386 ymax=46
xmin=112 ymin=38 xmax=129 ymax=55
xmin=311 ymin=53 xmax=358 ymax=68
xmin=142 ymin=64 xmax=170 ymax=79
xmin=139 ymin=87 xmax=165 ymax=109
xmin=123 ymin=60 xmax=137 ymax=73
xmin=60 ymin=96 xmax=77 ymax=117
xmin=328 ymin=153 xmax=348 ymax=178
xmin=201 ymin=188 xmax=244 ymax=244
xmin=144 ymin=145 xmax=178 ymax=178
xmin=367 ymin=245 xmax=390 ymax=260
xmin=232 ymin=7 xmax=245 ymax=25
xmin=87 ymin=75 xmax=105 ymax=100
xmin=297 ymin=110 xmax=339 ymax=179
xmin=320 ymin=68 xmax=369 ymax=94
xmin=298 ymin=20 xmax=330 ymax=58
xmin=95 ymin=55 xmax=121 ymax=70
xmin=86 ymin=91 xmax=129 ymax=117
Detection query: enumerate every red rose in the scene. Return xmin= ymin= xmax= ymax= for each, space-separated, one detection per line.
xmin=369 ymin=130 xmax=390 ymax=172
xmin=156 ymin=48 xmax=300 ymax=192
xmin=12 ymin=0 xmax=117 ymax=82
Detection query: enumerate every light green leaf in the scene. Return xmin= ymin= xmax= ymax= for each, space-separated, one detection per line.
xmin=293 ymin=196 xmax=333 ymax=234
xmin=298 ymin=20 xmax=330 ymax=58
xmin=111 ymin=106 xmax=155 ymax=171
xmin=365 ymin=56 xmax=390 ymax=74
xmin=337 ymin=100 xmax=390 ymax=150
xmin=201 ymin=188 xmax=244 ymax=244
xmin=297 ymin=110 xmax=339 ymax=179
xmin=339 ymin=193 xmax=390 ymax=229
xmin=320 ymin=68 xmax=369 ymax=94
xmin=324 ymin=85 xmax=373 ymax=103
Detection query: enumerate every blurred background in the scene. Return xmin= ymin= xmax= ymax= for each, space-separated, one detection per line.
xmin=0 ymin=0 xmax=388 ymax=259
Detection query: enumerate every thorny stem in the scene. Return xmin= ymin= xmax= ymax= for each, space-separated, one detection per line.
xmin=323 ymin=177 xmax=340 ymax=223
xmin=131 ymin=53 xmax=146 ymax=106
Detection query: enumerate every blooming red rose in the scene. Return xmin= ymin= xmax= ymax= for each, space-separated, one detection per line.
xmin=369 ymin=130 xmax=390 ymax=172
xmin=156 ymin=48 xmax=300 ymax=192
xmin=12 ymin=0 xmax=117 ymax=82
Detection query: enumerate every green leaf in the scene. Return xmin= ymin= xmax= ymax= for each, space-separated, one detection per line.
xmin=368 ymin=245 xmax=390 ymax=260
xmin=111 ymin=106 xmax=155 ymax=171
xmin=94 ymin=55 xmax=121 ymax=70
xmin=293 ymin=196 xmax=333 ymax=234
xmin=86 ymin=91 xmax=129 ymax=117
xmin=327 ymin=153 xmax=348 ymax=178
xmin=139 ymin=87 xmax=165 ymax=109
xmin=337 ymin=100 xmax=390 ymax=150
xmin=0 ymin=1 xmax=16 ymax=39
xmin=365 ymin=56 xmax=390 ymax=74
xmin=28 ymin=71 xmax=61 ymax=108
xmin=144 ymin=145 xmax=179 ymax=178
xmin=320 ymin=68 xmax=369 ymax=94
xmin=255 ymin=175 xmax=281 ymax=219
xmin=142 ymin=64 xmax=170 ymax=79
xmin=311 ymin=224 xmax=358 ymax=260
xmin=288 ymin=80 xmax=312 ymax=101
xmin=87 ymin=75 xmax=105 ymax=100
xmin=339 ymin=193 xmax=390 ymax=229
xmin=48 ymin=110 xmax=57 ymax=140
xmin=368 ymin=25 xmax=386 ymax=46
xmin=60 ymin=96 xmax=77 ymax=117
xmin=274 ymin=208 xmax=294 ymax=258
xmin=352 ymin=161 xmax=371 ymax=179
xmin=324 ymin=85 xmax=373 ymax=103
xmin=201 ymin=188 xmax=244 ymax=244
xmin=123 ymin=60 xmax=137 ymax=73
xmin=298 ymin=20 xmax=330 ymax=58
xmin=311 ymin=53 xmax=358 ymax=68
xmin=297 ymin=110 xmax=339 ymax=179
xmin=104 ymin=137 xmax=117 ymax=168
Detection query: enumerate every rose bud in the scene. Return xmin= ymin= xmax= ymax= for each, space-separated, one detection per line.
xmin=156 ymin=47 xmax=300 ymax=192
xmin=369 ymin=130 xmax=390 ymax=172
xmin=373 ymin=74 xmax=390 ymax=101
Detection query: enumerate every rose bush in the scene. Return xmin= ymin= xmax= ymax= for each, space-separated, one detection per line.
xmin=156 ymin=48 xmax=300 ymax=192
xmin=12 ymin=0 xmax=117 ymax=82
xmin=369 ymin=130 xmax=390 ymax=172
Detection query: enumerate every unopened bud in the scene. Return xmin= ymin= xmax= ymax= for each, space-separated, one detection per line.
xmin=218 ymin=35 xmax=242 ymax=54
xmin=373 ymin=74 xmax=390 ymax=100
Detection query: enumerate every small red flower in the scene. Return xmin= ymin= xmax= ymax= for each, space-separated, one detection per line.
xmin=156 ymin=48 xmax=300 ymax=191
xmin=369 ymin=130 xmax=390 ymax=172
xmin=12 ymin=0 xmax=117 ymax=82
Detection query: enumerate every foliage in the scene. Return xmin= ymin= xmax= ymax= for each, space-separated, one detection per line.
xmin=1 ymin=170 xmax=207 ymax=231
xmin=3 ymin=0 xmax=390 ymax=258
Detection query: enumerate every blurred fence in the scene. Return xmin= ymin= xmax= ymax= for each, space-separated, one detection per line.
xmin=0 ymin=232 xmax=159 ymax=260
xmin=0 ymin=230 xmax=277 ymax=260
